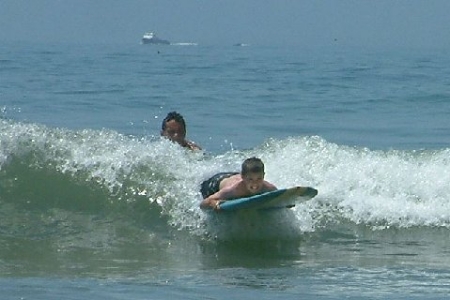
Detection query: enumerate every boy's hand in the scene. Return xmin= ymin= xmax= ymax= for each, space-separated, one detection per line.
xmin=213 ymin=200 xmax=222 ymax=211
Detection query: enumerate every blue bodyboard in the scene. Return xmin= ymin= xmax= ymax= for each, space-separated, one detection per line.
xmin=218 ymin=186 xmax=318 ymax=212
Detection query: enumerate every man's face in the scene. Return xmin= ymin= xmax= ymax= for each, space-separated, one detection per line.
xmin=161 ymin=120 xmax=186 ymax=145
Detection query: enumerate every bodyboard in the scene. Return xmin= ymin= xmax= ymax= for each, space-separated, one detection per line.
xmin=218 ymin=186 xmax=318 ymax=212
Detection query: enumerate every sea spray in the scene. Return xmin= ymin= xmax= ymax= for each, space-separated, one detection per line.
xmin=2 ymin=120 xmax=450 ymax=243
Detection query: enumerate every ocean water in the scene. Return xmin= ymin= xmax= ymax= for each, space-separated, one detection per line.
xmin=1 ymin=41 xmax=450 ymax=299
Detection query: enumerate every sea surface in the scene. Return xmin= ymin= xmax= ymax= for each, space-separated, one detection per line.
xmin=1 ymin=41 xmax=450 ymax=299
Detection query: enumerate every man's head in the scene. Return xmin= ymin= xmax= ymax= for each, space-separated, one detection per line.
xmin=161 ymin=111 xmax=187 ymax=145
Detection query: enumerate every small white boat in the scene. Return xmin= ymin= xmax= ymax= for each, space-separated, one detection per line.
xmin=141 ymin=32 xmax=170 ymax=45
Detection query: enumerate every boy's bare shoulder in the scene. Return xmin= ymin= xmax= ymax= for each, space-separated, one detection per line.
xmin=264 ymin=181 xmax=277 ymax=190
xmin=215 ymin=186 xmax=237 ymax=200
xmin=220 ymin=174 xmax=241 ymax=188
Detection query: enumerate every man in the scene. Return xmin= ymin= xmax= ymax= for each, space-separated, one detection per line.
xmin=161 ymin=111 xmax=201 ymax=150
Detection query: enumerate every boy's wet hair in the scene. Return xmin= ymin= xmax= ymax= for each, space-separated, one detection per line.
xmin=241 ymin=157 xmax=265 ymax=175
xmin=161 ymin=111 xmax=187 ymax=133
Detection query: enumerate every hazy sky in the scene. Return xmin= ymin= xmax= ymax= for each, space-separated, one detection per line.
xmin=1 ymin=0 xmax=450 ymax=48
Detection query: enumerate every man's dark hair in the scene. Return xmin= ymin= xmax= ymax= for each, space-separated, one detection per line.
xmin=161 ymin=111 xmax=186 ymax=133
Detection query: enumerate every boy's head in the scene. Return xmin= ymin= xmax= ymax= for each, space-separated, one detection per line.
xmin=161 ymin=111 xmax=187 ymax=145
xmin=241 ymin=157 xmax=265 ymax=175
xmin=241 ymin=157 xmax=265 ymax=194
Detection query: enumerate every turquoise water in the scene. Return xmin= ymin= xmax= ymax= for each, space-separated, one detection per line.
xmin=1 ymin=42 xmax=450 ymax=299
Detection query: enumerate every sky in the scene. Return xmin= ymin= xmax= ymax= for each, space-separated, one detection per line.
xmin=1 ymin=0 xmax=450 ymax=49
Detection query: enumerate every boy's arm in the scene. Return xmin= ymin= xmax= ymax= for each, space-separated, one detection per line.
xmin=200 ymin=188 xmax=233 ymax=210
xmin=265 ymin=181 xmax=277 ymax=191
xmin=200 ymin=195 xmax=221 ymax=210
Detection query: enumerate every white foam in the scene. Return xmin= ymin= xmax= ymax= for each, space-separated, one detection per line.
xmin=2 ymin=120 xmax=450 ymax=236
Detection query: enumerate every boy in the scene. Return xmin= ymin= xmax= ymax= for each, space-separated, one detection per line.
xmin=160 ymin=111 xmax=201 ymax=151
xmin=200 ymin=157 xmax=277 ymax=210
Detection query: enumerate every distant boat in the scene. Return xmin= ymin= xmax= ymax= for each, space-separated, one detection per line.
xmin=141 ymin=32 xmax=170 ymax=45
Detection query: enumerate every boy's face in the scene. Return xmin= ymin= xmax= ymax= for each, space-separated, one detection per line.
xmin=242 ymin=172 xmax=265 ymax=195
xmin=161 ymin=120 xmax=186 ymax=145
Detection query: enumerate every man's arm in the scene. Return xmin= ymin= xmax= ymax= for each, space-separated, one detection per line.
xmin=185 ymin=140 xmax=201 ymax=151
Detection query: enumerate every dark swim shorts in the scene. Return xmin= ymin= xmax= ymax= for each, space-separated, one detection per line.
xmin=200 ymin=172 xmax=239 ymax=198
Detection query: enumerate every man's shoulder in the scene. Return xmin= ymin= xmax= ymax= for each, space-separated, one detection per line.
xmin=185 ymin=140 xmax=201 ymax=151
